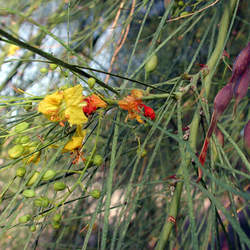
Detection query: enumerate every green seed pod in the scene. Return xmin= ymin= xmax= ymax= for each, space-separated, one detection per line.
xmin=180 ymin=11 xmax=189 ymax=16
xmin=137 ymin=149 xmax=147 ymax=157
xmin=29 ymin=224 xmax=36 ymax=232
xmin=49 ymin=63 xmax=58 ymax=70
xmin=19 ymin=214 xmax=31 ymax=224
xmin=16 ymin=167 xmax=26 ymax=177
xmin=90 ymin=189 xmax=101 ymax=199
xmin=42 ymin=170 xmax=56 ymax=181
xmin=19 ymin=135 xmax=30 ymax=145
xmin=93 ymin=155 xmax=103 ymax=166
xmin=53 ymin=182 xmax=66 ymax=191
xmin=40 ymin=67 xmax=48 ymax=74
xmin=52 ymin=221 xmax=61 ymax=229
xmin=178 ymin=1 xmax=184 ymax=6
xmin=26 ymin=171 xmax=40 ymax=186
xmin=23 ymin=189 xmax=36 ymax=198
xmin=87 ymin=77 xmax=96 ymax=89
xmin=34 ymin=197 xmax=50 ymax=208
xmin=8 ymin=145 xmax=24 ymax=159
xmin=14 ymin=122 xmax=29 ymax=132
xmin=53 ymin=214 xmax=62 ymax=223
xmin=145 ymin=54 xmax=158 ymax=73
xmin=24 ymin=102 xmax=32 ymax=111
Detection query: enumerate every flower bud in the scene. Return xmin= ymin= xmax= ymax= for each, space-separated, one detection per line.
xmin=19 ymin=135 xmax=30 ymax=145
xmin=244 ymin=120 xmax=250 ymax=155
xmin=14 ymin=122 xmax=29 ymax=132
xmin=16 ymin=167 xmax=26 ymax=177
xmin=49 ymin=63 xmax=58 ymax=70
xmin=23 ymin=189 xmax=36 ymax=198
xmin=34 ymin=197 xmax=50 ymax=208
xmin=52 ymin=221 xmax=61 ymax=229
xmin=42 ymin=170 xmax=56 ymax=181
xmin=53 ymin=214 xmax=62 ymax=223
xmin=26 ymin=171 xmax=40 ymax=186
xmin=87 ymin=77 xmax=96 ymax=89
xmin=145 ymin=54 xmax=158 ymax=73
xmin=137 ymin=148 xmax=147 ymax=157
xmin=30 ymin=225 xmax=36 ymax=232
xmin=90 ymin=189 xmax=101 ymax=199
xmin=8 ymin=145 xmax=24 ymax=159
xmin=40 ymin=67 xmax=48 ymax=74
xmin=93 ymin=155 xmax=103 ymax=167
xmin=53 ymin=182 xmax=66 ymax=191
xmin=19 ymin=214 xmax=31 ymax=224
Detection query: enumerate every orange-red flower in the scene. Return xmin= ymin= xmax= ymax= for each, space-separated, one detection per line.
xmin=82 ymin=94 xmax=107 ymax=115
xmin=118 ymin=90 xmax=155 ymax=123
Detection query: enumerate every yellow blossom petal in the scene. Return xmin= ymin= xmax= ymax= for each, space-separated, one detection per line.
xmin=65 ymin=106 xmax=88 ymax=126
xmin=38 ymin=91 xmax=63 ymax=116
xmin=64 ymin=136 xmax=83 ymax=151
xmin=64 ymin=84 xmax=83 ymax=106
xmin=63 ymin=129 xmax=86 ymax=152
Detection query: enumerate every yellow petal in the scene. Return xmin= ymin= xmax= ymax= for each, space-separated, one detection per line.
xmin=65 ymin=106 xmax=88 ymax=126
xmin=38 ymin=91 xmax=63 ymax=115
xmin=64 ymin=84 xmax=83 ymax=106
xmin=64 ymin=136 xmax=83 ymax=151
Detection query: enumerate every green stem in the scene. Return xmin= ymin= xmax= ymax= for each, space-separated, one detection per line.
xmin=204 ymin=0 xmax=237 ymax=98
xmin=0 ymin=28 xmax=119 ymax=95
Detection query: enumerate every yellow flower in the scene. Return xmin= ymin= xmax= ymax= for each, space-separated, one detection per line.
xmin=63 ymin=126 xmax=86 ymax=152
xmin=7 ymin=45 xmax=20 ymax=56
xmin=38 ymin=84 xmax=88 ymax=126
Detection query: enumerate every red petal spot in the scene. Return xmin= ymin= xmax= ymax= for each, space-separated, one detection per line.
xmin=82 ymin=97 xmax=97 ymax=115
xmin=141 ymin=104 xmax=155 ymax=120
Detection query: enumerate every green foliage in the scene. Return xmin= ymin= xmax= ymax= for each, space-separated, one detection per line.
xmin=0 ymin=0 xmax=249 ymax=249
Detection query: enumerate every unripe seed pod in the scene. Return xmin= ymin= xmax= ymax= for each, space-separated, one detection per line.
xmin=49 ymin=63 xmax=58 ymax=70
xmin=16 ymin=167 xmax=26 ymax=177
xmin=30 ymin=225 xmax=36 ymax=232
xmin=145 ymin=54 xmax=158 ymax=73
xmin=87 ymin=77 xmax=96 ymax=89
xmin=23 ymin=189 xmax=36 ymax=198
xmin=8 ymin=145 xmax=24 ymax=159
xmin=40 ymin=67 xmax=48 ymax=74
xmin=14 ymin=122 xmax=29 ymax=132
xmin=244 ymin=120 xmax=250 ymax=155
xmin=180 ymin=11 xmax=189 ymax=16
xmin=178 ymin=1 xmax=184 ymax=7
xmin=90 ymin=189 xmax=101 ymax=199
xmin=26 ymin=171 xmax=40 ymax=186
xmin=34 ymin=197 xmax=50 ymax=208
xmin=93 ymin=155 xmax=103 ymax=166
xmin=52 ymin=221 xmax=61 ymax=229
xmin=24 ymin=102 xmax=32 ymax=111
xmin=19 ymin=214 xmax=31 ymax=224
xmin=42 ymin=170 xmax=56 ymax=181
xmin=53 ymin=182 xmax=66 ymax=191
xmin=19 ymin=135 xmax=30 ymax=145
xmin=53 ymin=214 xmax=62 ymax=223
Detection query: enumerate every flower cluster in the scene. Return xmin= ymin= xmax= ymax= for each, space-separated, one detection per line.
xmin=118 ymin=89 xmax=155 ymax=123
xmin=38 ymin=84 xmax=88 ymax=126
